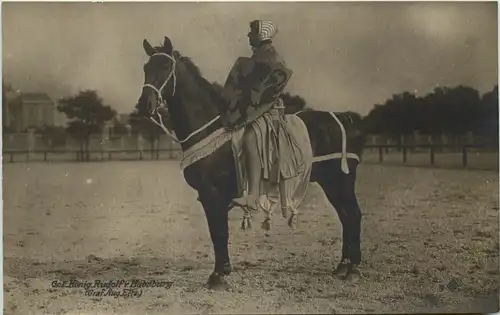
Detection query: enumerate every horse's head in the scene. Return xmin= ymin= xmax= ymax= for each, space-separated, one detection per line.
xmin=137 ymin=35 xmax=226 ymax=145
xmin=137 ymin=36 xmax=176 ymax=117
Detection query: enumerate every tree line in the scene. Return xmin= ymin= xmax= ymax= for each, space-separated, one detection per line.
xmin=3 ymin=81 xmax=498 ymax=154
xmin=362 ymin=85 xmax=498 ymax=143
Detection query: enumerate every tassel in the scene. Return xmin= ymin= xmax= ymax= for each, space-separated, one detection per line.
xmin=341 ymin=154 xmax=349 ymax=174
xmin=241 ymin=216 xmax=252 ymax=231
xmin=288 ymin=213 xmax=298 ymax=229
xmin=261 ymin=218 xmax=271 ymax=231
xmin=288 ymin=206 xmax=299 ymax=229
xmin=180 ymin=128 xmax=232 ymax=170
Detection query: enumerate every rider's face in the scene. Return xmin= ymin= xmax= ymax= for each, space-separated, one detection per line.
xmin=247 ymin=23 xmax=261 ymax=47
xmin=248 ymin=32 xmax=260 ymax=47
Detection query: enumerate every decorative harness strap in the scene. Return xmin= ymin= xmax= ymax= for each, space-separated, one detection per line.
xmin=329 ymin=112 xmax=350 ymax=174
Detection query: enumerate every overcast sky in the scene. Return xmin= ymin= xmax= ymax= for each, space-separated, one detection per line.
xmin=2 ymin=1 xmax=498 ymax=115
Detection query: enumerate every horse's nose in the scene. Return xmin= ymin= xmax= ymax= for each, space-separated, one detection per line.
xmin=141 ymin=88 xmax=158 ymax=115
xmin=145 ymin=96 xmax=152 ymax=110
xmin=137 ymin=92 xmax=153 ymax=115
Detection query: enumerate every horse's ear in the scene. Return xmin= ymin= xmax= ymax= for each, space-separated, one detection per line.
xmin=143 ymin=39 xmax=156 ymax=56
xmin=163 ymin=36 xmax=173 ymax=54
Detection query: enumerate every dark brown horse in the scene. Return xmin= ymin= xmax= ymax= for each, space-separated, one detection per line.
xmin=137 ymin=36 xmax=365 ymax=289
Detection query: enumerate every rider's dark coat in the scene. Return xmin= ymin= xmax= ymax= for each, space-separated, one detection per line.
xmin=222 ymin=43 xmax=291 ymax=128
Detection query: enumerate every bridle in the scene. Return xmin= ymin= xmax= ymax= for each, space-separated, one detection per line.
xmin=141 ymin=51 xmax=222 ymax=145
xmin=142 ymin=52 xmax=179 ymax=142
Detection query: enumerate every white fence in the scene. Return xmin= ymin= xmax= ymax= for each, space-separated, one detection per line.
xmin=3 ymin=132 xmax=181 ymax=152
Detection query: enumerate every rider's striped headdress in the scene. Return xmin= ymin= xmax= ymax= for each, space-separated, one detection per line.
xmin=250 ymin=20 xmax=278 ymax=41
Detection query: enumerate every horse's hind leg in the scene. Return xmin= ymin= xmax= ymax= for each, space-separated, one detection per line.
xmin=340 ymin=166 xmax=363 ymax=281
xmin=316 ymin=160 xmax=362 ymax=281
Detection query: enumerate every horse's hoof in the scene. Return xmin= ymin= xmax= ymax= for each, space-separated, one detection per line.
xmin=220 ymin=262 xmax=232 ymax=276
xmin=261 ymin=219 xmax=271 ymax=231
xmin=334 ymin=262 xmax=349 ymax=280
xmin=206 ymin=272 xmax=229 ymax=291
xmin=344 ymin=265 xmax=362 ymax=282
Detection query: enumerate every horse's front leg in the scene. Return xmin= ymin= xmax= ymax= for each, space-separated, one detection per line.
xmin=199 ymin=190 xmax=232 ymax=290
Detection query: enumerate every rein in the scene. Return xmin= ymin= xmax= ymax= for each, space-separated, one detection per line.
xmin=142 ymin=52 xmax=221 ymax=145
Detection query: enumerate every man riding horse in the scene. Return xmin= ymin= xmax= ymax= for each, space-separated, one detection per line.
xmin=222 ymin=20 xmax=305 ymax=224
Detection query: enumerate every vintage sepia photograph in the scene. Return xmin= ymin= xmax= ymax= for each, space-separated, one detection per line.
xmin=2 ymin=1 xmax=499 ymax=314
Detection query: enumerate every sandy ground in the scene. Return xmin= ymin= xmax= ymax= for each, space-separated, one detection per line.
xmin=3 ymin=161 xmax=499 ymax=314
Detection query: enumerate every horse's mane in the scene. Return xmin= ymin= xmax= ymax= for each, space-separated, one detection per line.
xmin=152 ymin=44 xmax=227 ymax=111
xmin=173 ymin=51 xmax=203 ymax=78
xmin=171 ymin=49 xmax=227 ymax=108
xmin=152 ymin=45 xmax=204 ymax=77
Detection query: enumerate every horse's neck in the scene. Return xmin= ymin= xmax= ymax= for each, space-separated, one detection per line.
xmin=168 ymin=70 xmax=221 ymax=146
